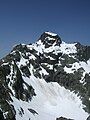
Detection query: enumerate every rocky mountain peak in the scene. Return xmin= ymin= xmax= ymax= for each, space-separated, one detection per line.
xmin=38 ymin=31 xmax=62 ymax=48
xmin=0 ymin=32 xmax=90 ymax=120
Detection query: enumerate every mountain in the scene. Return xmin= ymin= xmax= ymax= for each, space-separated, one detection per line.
xmin=0 ymin=32 xmax=90 ymax=120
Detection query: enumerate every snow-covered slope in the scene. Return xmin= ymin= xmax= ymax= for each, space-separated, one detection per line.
xmin=11 ymin=76 xmax=88 ymax=120
xmin=0 ymin=32 xmax=90 ymax=120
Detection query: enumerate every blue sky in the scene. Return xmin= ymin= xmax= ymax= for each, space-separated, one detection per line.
xmin=0 ymin=0 xmax=90 ymax=58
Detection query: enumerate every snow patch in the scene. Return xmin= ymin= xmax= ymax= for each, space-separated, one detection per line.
xmin=17 ymin=56 xmax=28 ymax=68
xmin=45 ymin=32 xmax=57 ymax=36
xmin=60 ymin=41 xmax=77 ymax=55
xmin=64 ymin=59 xmax=90 ymax=74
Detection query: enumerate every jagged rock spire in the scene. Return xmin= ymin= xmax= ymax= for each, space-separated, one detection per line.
xmin=38 ymin=31 xmax=62 ymax=48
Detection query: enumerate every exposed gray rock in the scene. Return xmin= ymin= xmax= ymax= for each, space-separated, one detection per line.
xmin=28 ymin=108 xmax=38 ymax=115
xmin=38 ymin=32 xmax=62 ymax=48
xmin=56 ymin=116 xmax=74 ymax=120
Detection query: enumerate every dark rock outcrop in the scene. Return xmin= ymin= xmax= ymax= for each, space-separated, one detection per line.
xmin=87 ymin=116 xmax=90 ymax=120
xmin=39 ymin=32 xmax=62 ymax=48
xmin=56 ymin=116 xmax=74 ymax=120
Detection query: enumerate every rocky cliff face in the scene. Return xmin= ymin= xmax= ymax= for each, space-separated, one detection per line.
xmin=0 ymin=32 xmax=90 ymax=120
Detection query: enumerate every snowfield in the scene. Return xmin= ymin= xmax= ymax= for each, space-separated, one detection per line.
xmin=11 ymin=75 xmax=88 ymax=120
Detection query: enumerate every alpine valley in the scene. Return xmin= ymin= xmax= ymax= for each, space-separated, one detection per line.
xmin=0 ymin=32 xmax=90 ymax=120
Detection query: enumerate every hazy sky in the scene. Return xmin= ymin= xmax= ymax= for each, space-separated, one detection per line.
xmin=0 ymin=0 xmax=90 ymax=58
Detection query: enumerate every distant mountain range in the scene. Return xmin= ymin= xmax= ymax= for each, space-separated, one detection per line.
xmin=0 ymin=32 xmax=90 ymax=120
